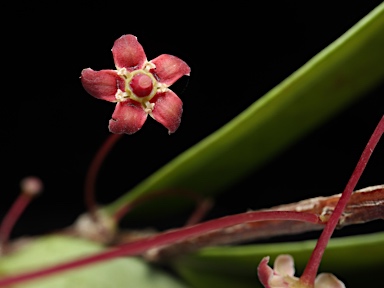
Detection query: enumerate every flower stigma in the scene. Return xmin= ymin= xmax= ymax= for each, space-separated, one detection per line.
xmin=130 ymin=73 xmax=153 ymax=97
xmin=115 ymin=67 xmax=159 ymax=103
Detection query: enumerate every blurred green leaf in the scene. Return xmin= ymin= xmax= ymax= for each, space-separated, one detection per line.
xmin=106 ymin=3 xmax=384 ymax=217
xmin=173 ymin=232 xmax=384 ymax=288
xmin=0 ymin=235 xmax=189 ymax=288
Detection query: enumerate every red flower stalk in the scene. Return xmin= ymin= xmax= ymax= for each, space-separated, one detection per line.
xmin=0 ymin=177 xmax=43 ymax=250
xmin=0 ymin=211 xmax=319 ymax=287
xmin=81 ymin=34 xmax=190 ymax=134
xmin=257 ymin=115 xmax=384 ymax=288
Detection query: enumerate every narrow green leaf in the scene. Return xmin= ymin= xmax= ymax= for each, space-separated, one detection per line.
xmin=173 ymin=232 xmax=384 ymax=288
xmin=106 ymin=3 xmax=384 ymax=216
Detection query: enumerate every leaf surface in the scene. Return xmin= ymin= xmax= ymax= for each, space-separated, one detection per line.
xmin=0 ymin=235 xmax=189 ymax=288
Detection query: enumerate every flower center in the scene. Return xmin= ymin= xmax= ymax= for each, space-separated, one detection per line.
xmin=129 ymin=73 xmax=153 ymax=97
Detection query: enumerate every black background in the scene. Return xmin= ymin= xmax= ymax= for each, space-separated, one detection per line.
xmin=1 ymin=1 xmax=383 ymax=241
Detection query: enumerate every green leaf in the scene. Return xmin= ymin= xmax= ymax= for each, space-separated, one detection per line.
xmin=173 ymin=232 xmax=384 ymax=288
xmin=0 ymin=235 xmax=189 ymax=288
xmin=106 ymin=3 xmax=384 ymax=217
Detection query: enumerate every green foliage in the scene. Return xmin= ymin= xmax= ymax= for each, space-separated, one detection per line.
xmin=174 ymin=232 xmax=384 ymax=288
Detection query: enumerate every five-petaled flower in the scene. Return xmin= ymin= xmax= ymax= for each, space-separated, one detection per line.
xmin=81 ymin=34 xmax=190 ymax=134
xmin=258 ymin=255 xmax=345 ymax=288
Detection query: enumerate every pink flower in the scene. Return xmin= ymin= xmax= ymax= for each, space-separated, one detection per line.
xmin=257 ymin=255 xmax=345 ymax=288
xmin=81 ymin=34 xmax=190 ymax=134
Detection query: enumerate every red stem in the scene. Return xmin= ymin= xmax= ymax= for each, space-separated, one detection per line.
xmin=0 ymin=211 xmax=319 ymax=286
xmin=114 ymin=188 xmax=212 ymax=225
xmin=184 ymin=198 xmax=213 ymax=227
xmin=85 ymin=133 xmax=123 ymax=219
xmin=300 ymin=115 xmax=384 ymax=285
xmin=0 ymin=194 xmax=32 ymax=247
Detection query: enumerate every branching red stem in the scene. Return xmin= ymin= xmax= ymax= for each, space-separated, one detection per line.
xmin=300 ymin=115 xmax=384 ymax=285
xmin=85 ymin=133 xmax=123 ymax=219
xmin=114 ymin=188 xmax=212 ymax=226
xmin=0 ymin=211 xmax=319 ymax=286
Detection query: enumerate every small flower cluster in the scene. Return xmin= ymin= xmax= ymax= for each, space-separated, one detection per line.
xmin=258 ymin=255 xmax=345 ymax=288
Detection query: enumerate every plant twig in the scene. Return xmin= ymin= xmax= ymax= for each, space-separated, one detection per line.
xmin=141 ymin=185 xmax=384 ymax=261
xmin=300 ymin=115 xmax=384 ymax=285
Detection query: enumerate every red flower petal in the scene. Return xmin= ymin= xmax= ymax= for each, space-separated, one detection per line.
xmin=150 ymin=90 xmax=183 ymax=134
xmin=257 ymin=257 xmax=273 ymax=288
xmin=108 ymin=100 xmax=147 ymax=134
xmin=150 ymin=54 xmax=190 ymax=86
xmin=112 ymin=35 xmax=146 ymax=71
xmin=81 ymin=68 xmax=124 ymax=102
